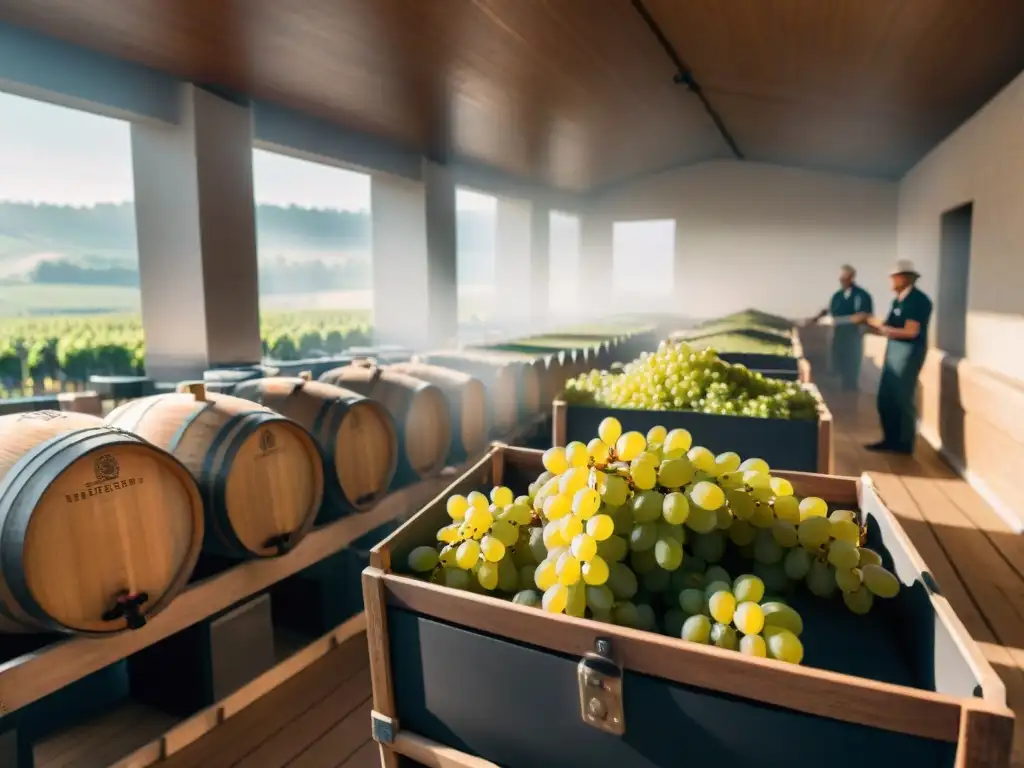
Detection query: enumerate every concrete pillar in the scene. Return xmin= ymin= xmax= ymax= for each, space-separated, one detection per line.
xmin=494 ymin=198 xmax=531 ymax=331
xmin=423 ymin=162 xmax=458 ymax=347
xmin=131 ymin=85 xmax=262 ymax=381
xmin=530 ymin=204 xmax=550 ymax=328
xmin=580 ymin=210 xmax=614 ymax=320
xmin=371 ymin=161 xmax=457 ymax=350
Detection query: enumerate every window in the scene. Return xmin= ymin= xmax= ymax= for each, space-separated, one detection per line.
xmin=0 ymin=90 xmax=139 ymax=393
xmin=548 ymin=211 xmax=581 ymax=316
xmin=455 ymin=187 xmax=497 ymax=325
xmin=251 ymin=149 xmax=372 ymax=358
xmin=612 ymin=219 xmax=675 ymax=311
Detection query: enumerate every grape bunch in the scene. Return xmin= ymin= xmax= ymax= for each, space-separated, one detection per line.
xmin=407 ymin=485 xmax=535 ymax=594
xmin=671 ymin=571 xmax=806 ymax=664
xmin=563 ymin=340 xmax=818 ymax=420
xmin=405 ymin=416 xmax=902 ymax=668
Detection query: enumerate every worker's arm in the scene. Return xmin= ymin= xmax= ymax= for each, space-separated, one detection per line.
xmin=880 ymin=319 xmax=921 ymax=340
xmin=864 ymin=315 xmax=921 ymax=340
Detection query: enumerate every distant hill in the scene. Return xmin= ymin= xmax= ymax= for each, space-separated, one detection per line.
xmin=0 ymin=201 xmax=496 ymax=292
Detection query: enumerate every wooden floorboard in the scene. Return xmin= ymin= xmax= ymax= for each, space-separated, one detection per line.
xmin=150 ymin=387 xmax=1022 ymax=767
xmin=157 ymin=632 xmax=373 ymax=768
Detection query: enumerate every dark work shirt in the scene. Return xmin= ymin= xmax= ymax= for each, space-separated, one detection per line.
xmin=829 ymin=285 xmax=873 ymax=319
xmin=884 ymin=287 xmax=932 ymax=351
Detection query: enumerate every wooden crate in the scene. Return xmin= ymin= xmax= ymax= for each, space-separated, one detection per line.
xmin=362 ymin=445 xmax=1013 ymax=768
xmin=552 ymin=385 xmax=834 ymax=474
xmin=719 ymin=351 xmax=799 ymax=376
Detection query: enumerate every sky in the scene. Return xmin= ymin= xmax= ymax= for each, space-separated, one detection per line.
xmin=0 ymin=89 xmax=495 ymax=211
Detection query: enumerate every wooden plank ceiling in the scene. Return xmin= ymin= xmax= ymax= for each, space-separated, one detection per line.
xmin=1 ymin=0 xmax=1022 ymax=192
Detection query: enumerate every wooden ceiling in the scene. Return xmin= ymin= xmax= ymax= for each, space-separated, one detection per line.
xmin=1 ymin=0 xmax=1022 ymax=193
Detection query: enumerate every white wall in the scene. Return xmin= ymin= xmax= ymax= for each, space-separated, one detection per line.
xmin=593 ymin=160 xmax=898 ymax=320
xmin=898 ymin=70 xmax=1024 ymax=383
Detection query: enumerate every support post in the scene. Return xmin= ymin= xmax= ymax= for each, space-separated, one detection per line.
xmin=131 ymin=85 xmax=263 ymax=381
xmin=580 ymin=210 xmax=614 ymax=320
xmin=495 ymin=199 xmax=550 ymax=334
xmin=372 ymin=162 xmax=458 ymax=350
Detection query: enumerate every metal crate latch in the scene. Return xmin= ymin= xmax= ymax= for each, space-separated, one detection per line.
xmin=371 ymin=711 xmax=396 ymax=744
xmin=577 ymin=637 xmax=625 ymax=736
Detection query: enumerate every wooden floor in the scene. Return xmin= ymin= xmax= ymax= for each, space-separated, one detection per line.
xmin=150 ymin=387 xmax=1024 ymax=768
xmin=152 ymin=631 xmax=378 ymax=768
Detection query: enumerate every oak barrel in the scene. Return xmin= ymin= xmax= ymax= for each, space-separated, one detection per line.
xmin=106 ymin=384 xmax=324 ymax=559
xmin=232 ymin=376 xmax=399 ymax=520
xmin=0 ymin=410 xmax=204 ymax=634
xmin=318 ymin=364 xmax=451 ymax=486
xmin=387 ymin=363 xmax=489 ymax=460
xmin=416 ymin=352 xmax=526 ymax=433
xmin=463 ymin=349 xmax=544 ymax=416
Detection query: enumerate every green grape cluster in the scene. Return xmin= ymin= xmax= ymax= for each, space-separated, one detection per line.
xmin=407 ymin=485 xmax=543 ymax=596
xmin=674 ymin=572 xmax=805 ymax=664
xmin=563 ymin=340 xmax=817 ymax=420
xmin=406 ymin=415 xmax=904 ymax=670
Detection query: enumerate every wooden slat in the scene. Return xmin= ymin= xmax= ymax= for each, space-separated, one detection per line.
xmin=240 ymin=668 xmax=371 ymax=767
xmin=159 ymin=635 xmax=368 ymax=768
xmin=363 ymin=569 xmax=400 ymax=768
xmin=339 ymin=739 xmax=382 ymax=768
xmin=386 ymin=731 xmax=501 ymax=768
xmin=287 ymin=698 xmax=373 ymax=767
xmin=956 ymin=701 xmax=1017 ymax=768
xmin=36 ymin=703 xmax=175 ymax=768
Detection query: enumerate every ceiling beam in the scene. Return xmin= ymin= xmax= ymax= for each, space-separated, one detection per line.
xmin=629 ymin=0 xmax=744 ymax=161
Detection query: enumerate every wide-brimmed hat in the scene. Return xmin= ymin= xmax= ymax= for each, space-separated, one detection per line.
xmin=890 ymin=259 xmax=920 ymax=277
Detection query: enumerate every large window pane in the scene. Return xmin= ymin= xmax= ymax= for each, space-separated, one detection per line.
xmin=456 ymin=187 xmax=497 ymax=330
xmin=612 ymin=219 xmax=675 ymax=312
xmin=252 ymin=149 xmax=372 ymax=359
xmin=548 ymin=211 xmax=581 ymax=317
xmin=0 ymin=90 xmax=140 ymax=394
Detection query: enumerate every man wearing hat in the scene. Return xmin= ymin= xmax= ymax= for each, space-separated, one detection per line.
xmin=811 ymin=264 xmax=873 ymax=391
xmin=856 ymin=259 xmax=933 ymax=455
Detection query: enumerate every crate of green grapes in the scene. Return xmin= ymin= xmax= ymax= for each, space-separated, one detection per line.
xmin=362 ymin=430 xmax=1012 ymax=768
xmin=553 ymin=342 xmax=832 ymax=473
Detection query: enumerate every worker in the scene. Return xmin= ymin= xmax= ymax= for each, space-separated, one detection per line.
xmin=858 ymin=260 xmax=933 ymax=455
xmin=811 ymin=265 xmax=873 ymax=391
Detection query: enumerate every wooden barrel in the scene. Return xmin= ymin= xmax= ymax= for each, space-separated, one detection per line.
xmin=0 ymin=410 xmax=204 ymax=634
xmin=232 ymin=376 xmax=399 ymax=520
xmin=319 ymin=364 xmax=451 ymax=486
xmin=415 ymin=352 xmax=520 ymax=435
xmin=467 ymin=350 xmax=544 ymax=416
xmin=387 ymin=363 xmax=489 ymax=460
xmin=106 ymin=383 xmax=324 ymax=559
xmin=508 ymin=351 xmax=564 ymax=405
xmin=425 ymin=351 xmax=540 ymax=420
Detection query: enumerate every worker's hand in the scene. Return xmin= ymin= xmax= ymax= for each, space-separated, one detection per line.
xmin=849 ymin=312 xmax=868 ymax=324
xmin=863 ymin=315 xmax=883 ymax=329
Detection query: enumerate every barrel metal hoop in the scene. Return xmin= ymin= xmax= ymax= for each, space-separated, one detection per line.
xmin=166 ymin=400 xmax=215 ymax=455
xmin=310 ymin=396 xmax=345 ymax=507
xmin=198 ymin=410 xmax=260 ymax=558
xmin=0 ymin=427 xmax=141 ymax=633
xmin=107 ymin=394 xmax=164 ymax=436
